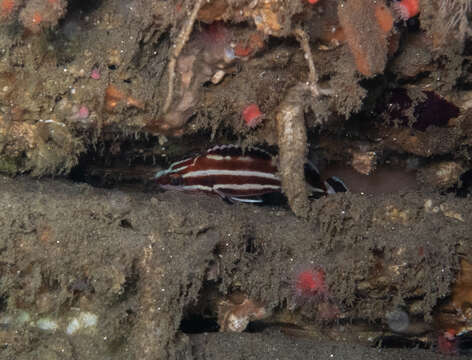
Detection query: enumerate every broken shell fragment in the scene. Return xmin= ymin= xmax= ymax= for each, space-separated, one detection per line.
xmin=217 ymin=293 xmax=268 ymax=332
xmin=419 ymin=161 xmax=464 ymax=189
xmin=211 ymin=70 xmax=226 ymax=84
xmin=351 ymin=150 xmax=377 ymax=175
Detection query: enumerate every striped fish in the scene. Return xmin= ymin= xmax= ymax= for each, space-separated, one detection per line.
xmin=154 ymin=145 xmax=347 ymax=203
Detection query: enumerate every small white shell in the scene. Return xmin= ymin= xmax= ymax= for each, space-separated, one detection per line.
xmin=211 ymin=70 xmax=226 ymax=84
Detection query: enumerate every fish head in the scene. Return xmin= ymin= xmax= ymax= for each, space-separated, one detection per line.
xmin=154 ymin=169 xmax=185 ymax=191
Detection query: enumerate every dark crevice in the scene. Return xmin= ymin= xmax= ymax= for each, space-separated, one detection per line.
xmin=180 ymin=281 xmax=221 ymax=334
xmin=66 ymin=0 xmax=103 ymax=14
xmin=180 ymin=315 xmax=220 ymax=334
xmin=119 ymin=219 xmax=133 ymax=229
xmin=374 ymin=335 xmax=429 ymax=349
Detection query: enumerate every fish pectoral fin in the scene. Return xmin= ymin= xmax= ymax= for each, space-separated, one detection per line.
xmin=215 ymin=188 xmax=263 ymax=204
xmin=230 ymin=196 xmax=263 ymax=203
xmin=214 ymin=189 xmax=235 ymax=204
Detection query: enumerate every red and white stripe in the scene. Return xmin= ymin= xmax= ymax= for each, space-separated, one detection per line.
xmin=154 ymin=145 xmax=346 ymax=202
xmin=155 ymin=145 xmax=281 ymax=201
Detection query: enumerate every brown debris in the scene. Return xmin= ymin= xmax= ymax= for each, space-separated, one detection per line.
xmin=217 ymin=293 xmax=268 ymax=332
xmin=379 ymin=127 xmax=461 ymax=157
xmin=276 ymin=83 xmax=310 ymax=218
xmin=162 ymin=0 xmax=205 ymax=114
xmin=197 ymin=0 xmax=228 ymax=23
xmin=419 ymin=161 xmax=464 ymax=189
xmin=104 ymin=85 xmax=145 ymax=113
xmin=436 ymin=259 xmax=472 ymax=335
xmin=351 ymin=150 xmax=377 ymax=176
xmin=337 ymin=0 xmax=392 ymax=77
xmin=452 ymin=259 xmax=472 ymax=314
xmin=273 ymin=26 xmax=327 ymax=217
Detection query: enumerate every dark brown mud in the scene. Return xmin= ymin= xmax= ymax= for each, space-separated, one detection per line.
xmin=189 ymin=332 xmax=448 ymax=360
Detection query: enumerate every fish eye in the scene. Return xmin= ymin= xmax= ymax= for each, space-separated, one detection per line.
xmin=169 ymin=174 xmax=183 ymax=186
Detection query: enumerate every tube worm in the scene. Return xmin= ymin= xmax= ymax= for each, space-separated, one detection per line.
xmin=275 ymin=84 xmax=310 ymax=217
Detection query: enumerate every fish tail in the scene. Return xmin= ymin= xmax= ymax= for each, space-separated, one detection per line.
xmin=304 ymin=161 xmax=348 ymax=196
xmin=324 ymin=176 xmax=348 ymax=194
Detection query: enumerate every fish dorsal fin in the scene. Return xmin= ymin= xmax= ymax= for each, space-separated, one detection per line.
xmin=206 ymin=144 xmax=273 ymax=160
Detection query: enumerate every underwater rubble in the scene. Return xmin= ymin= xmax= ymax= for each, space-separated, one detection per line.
xmin=1 ymin=175 xmax=472 ymax=359
xmin=0 ymin=0 xmax=472 ymax=358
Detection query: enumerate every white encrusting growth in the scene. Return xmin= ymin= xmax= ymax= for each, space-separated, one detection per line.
xmin=36 ymin=318 xmax=59 ymax=331
xmin=66 ymin=311 xmax=98 ymax=335
xmin=3 ymin=309 xmax=98 ymax=335
xmin=66 ymin=318 xmax=81 ymax=335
